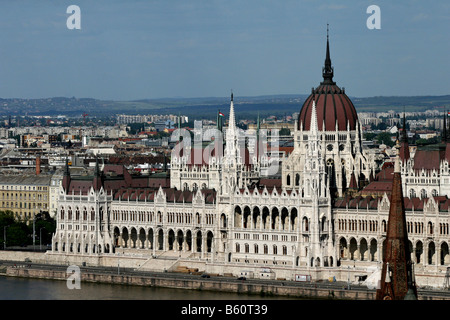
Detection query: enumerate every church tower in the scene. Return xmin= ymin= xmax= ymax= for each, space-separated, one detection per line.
xmin=222 ymin=92 xmax=241 ymax=195
xmin=376 ymin=156 xmax=417 ymax=300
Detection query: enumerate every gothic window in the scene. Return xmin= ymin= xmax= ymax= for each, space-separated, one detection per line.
xmin=303 ymin=217 xmax=309 ymax=232
xmin=428 ymin=222 xmax=434 ymax=234
xmin=295 ymin=174 xmax=300 ymax=186
xmin=432 ymin=189 xmax=438 ymax=197
xmin=409 ymin=189 xmax=416 ymax=198
xmin=287 ymin=174 xmax=291 ymax=186
xmin=421 ymin=189 xmax=427 ymax=199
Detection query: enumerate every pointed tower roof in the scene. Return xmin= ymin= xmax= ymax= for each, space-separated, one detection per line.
xmin=349 ymin=171 xmax=358 ymax=190
xmin=309 ymin=99 xmax=319 ymax=134
xmin=376 ymin=156 xmax=417 ymax=300
xmin=398 ymin=111 xmax=410 ymax=162
xmin=62 ymin=158 xmax=71 ymax=192
xmin=321 ymin=24 xmax=335 ymax=85
xmin=298 ymin=26 xmax=358 ymax=132
xmin=444 ymin=111 xmax=450 ymax=162
xmin=92 ymin=157 xmax=103 ymax=191
xmin=228 ymin=90 xmax=236 ymax=131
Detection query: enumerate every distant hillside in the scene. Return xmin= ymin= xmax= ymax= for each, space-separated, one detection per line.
xmin=0 ymin=94 xmax=449 ymax=119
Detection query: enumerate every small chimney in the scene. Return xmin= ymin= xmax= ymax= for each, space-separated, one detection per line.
xmin=36 ymin=156 xmax=41 ymax=175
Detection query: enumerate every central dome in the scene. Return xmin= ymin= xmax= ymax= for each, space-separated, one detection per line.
xmin=298 ymin=34 xmax=358 ymax=132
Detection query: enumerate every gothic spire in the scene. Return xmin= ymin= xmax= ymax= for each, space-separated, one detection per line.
xmin=92 ymin=156 xmax=103 ymax=191
xmin=62 ymin=158 xmax=71 ymax=192
xmin=228 ymin=90 xmax=236 ymax=131
xmin=443 ymin=110 xmax=448 ymax=143
xmin=321 ymin=24 xmax=335 ymax=85
xmin=400 ymin=111 xmax=408 ymax=143
xmin=376 ymin=155 xmax=417 ymax=300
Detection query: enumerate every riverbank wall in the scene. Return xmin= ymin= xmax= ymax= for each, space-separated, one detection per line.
xmin=2 ymin=265 xmax=373 ymax=300
xmin=1 ymin=250 xmax=449 ymax=300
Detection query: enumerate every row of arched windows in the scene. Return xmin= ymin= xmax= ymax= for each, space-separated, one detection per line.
xmin=60 ymin=206 xmax=97 ymax=221
xmin=337 ymin=219 xmax=380 ymax=232
xmin=111 ymin=209 xmax=214 ymax=226
xmin=235 ymin=243 xmax=288 ymax=255
xmin=286 ymin=173 xmax=301 ymax=187
xmin=409 ymin=188 xmax=438 ymax=199
xmin=338 ymin=218 xmax=447 ymax=236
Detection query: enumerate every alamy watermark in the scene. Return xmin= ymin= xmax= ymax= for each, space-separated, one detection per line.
xmin=66 ymin=5 xmax=81 ymax=30
xmin=66 ymin=265 xmax=81 ymax=289
xmin=366 ymin=5 xmax=381 ymax=30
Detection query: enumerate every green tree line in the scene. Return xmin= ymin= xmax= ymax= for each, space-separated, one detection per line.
xmin=0 ymin=211 xmax=56 ymax=249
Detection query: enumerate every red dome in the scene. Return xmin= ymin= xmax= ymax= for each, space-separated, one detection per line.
xmin=298 ymin=84 xmax=358 ymax=131
xmin=297 ymin=32 xmax=358 ymax=132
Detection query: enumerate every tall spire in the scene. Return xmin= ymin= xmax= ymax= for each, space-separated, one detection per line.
xmin=321 ymin=24 xmax=335 ymax=85
xmin=256 ymin=112 xmax=260 ymax=159
xmin=376 ymin=155 xmax=417 ymax=300
xmin=228 ymin=90 xmax=236 ymax=131
xmin=92 ymin=156 xmax=103 ymax=191
xmin=62 ymin=158 xmax=71 ymax=192
xmin=398 ymin=110 xmax=410 ymax=162
xmin=400 ymin=110 xmax=408 ymax=143
xmin=310 ymin=99 xmax=319 ymax=134
xmin=443 ymin=111 xmax=448 ymax=143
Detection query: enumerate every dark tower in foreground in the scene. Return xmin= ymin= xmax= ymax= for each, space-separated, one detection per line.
xmin=376 ymin=156 xmax=418 ymax=300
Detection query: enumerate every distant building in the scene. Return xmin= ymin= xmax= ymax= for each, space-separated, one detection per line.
xmin=0 ymin=174 xmax=52 ymax=220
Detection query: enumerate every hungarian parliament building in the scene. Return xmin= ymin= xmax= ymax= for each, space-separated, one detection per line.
xmin=50 ymin=37 xmax=450 ymax=287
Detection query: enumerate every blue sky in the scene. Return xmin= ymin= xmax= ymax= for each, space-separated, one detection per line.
xmin=0 ymin=0 xmax=448 ymax=100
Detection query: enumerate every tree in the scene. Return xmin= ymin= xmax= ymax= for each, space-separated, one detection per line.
xmin=377 ymin=132 xmax=395 ymax=147
xmin=31 ymin=212 xmax=56 ymax=245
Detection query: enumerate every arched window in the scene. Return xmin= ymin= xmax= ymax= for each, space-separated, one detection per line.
xmin=421 ymin=189 xmax=427 ymax=199
xmin=286 ymin=174 xmax=291 ymax=186
xmin=303 ymin=217 xmax=309 ymax=232
xmin=428 ymin=222 xmax=434 ymax=234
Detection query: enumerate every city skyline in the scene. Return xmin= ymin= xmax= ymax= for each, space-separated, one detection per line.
xmin=0 ymin=1 xmax=448 ymax=101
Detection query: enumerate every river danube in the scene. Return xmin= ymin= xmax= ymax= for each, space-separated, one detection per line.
xmin=0 ymin=276 xmax=296 ymax=300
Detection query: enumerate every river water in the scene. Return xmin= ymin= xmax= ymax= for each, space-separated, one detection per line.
xmin=0 ymin=276 xmax=296 ymax=300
